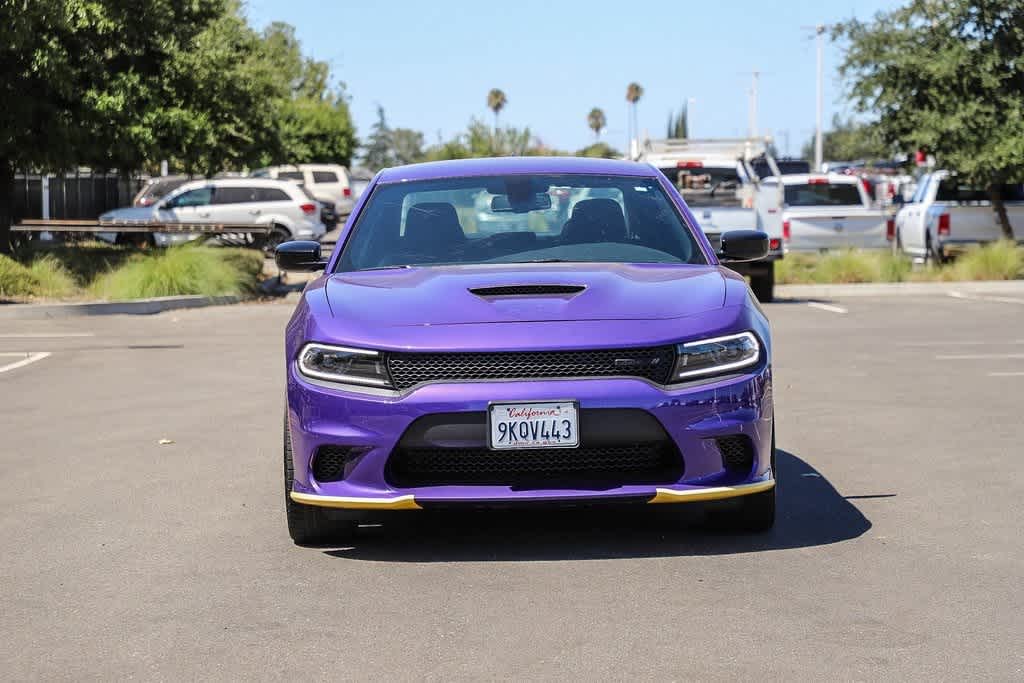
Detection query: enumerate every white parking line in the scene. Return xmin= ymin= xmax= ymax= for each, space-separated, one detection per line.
xmin=0 ymin=332 xmax=95 ymax=338
xmin=988 ymin=371 xmax=1024 ymax=377
xmin=935 ymin=353 xmax=1024 ymax=360
xmin=898 ymin=340 xmax=1024 ymax=347
xmin=806 ymin=302 xmax=848 ymax=314
xmin=0 ymin=352 xmax=52 ymax=373
xmin=948 ymin=291 xmax=1024 ymax=305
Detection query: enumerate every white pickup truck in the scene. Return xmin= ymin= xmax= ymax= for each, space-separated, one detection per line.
xmin=637 ymin=137 xmax=785 ymax=302
xmin=758 ymin=174 xmax=890 ymax=252
xmin=893 ymin=170 xmax=1024 ymax=262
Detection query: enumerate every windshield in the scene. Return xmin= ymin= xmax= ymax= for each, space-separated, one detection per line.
xmin=336 ymin=174 xmax=705 ymax=271
xmin=936 ymin=179 xmax=1024 ymax=202
xmin=784 ymin=182 xmax=862 ymax=207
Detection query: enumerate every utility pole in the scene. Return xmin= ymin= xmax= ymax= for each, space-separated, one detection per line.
xmin=748 ymin=71 xmax=760 ymax=138
xmin=801 ymin=24 xmax=829 ymax=170
xmin=814 ymin=24 xmax=824 ymax=171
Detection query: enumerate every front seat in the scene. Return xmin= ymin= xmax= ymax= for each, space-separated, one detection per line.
xmin=561 ymin=198 xmax=628 ymax=244
xmin=403 ymin=202 xmax=466 ymax=256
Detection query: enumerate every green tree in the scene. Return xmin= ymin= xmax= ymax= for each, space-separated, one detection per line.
xmin=799 ymin=115 xmax=889 ymax=163
xmin=150 ymin=5 xmax=288 ymax=176
xmin=487 ymin=89 xmax=507 ymax=131
xmin=626 ymin=82 xmax=643 ymax=151
xmin=587 ymin=108 xmax=606 ymax=140
xmin=362 ymin=106 xmax=394 ymax=171
xmin=277 ymin=95 xmax=358 ymax=166
xmin=836 ymin=0 xmax=1024 ymax=238
xmin=666 ymin=104 xmax=688 ymax=139
xmin=0 ymin=0 xmax=226 ymax=252
xmin=577 ymin=142 xmax=620 ymax=159
xmin=258 ymin=22 xmax=356 ymax=166
xmin=390 ymin=128 xmax=425 ymax=166
xmin=422 ymin=119 xmax=542 ymax=160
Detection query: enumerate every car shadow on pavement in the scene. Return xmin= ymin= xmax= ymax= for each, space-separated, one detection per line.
xmin=321 ymin=450 xmax=872 ymax=562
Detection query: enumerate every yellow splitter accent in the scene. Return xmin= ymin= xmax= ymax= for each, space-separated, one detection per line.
xmin=291 ymin=479 xmax=773 ymax=510
xmin=648 ymin=479 xmax=775 ymax=504
xmin=290 ymin=492 xmax=422 ymax=510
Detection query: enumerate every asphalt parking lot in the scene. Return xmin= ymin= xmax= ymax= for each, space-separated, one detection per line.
xmin=2 ymin=292 xmax=1023 ymax=680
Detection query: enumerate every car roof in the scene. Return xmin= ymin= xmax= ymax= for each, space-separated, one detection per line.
xmin=255 ymin=164 xmax=348 ymax=172
xmin=179 ymin=178 xmax=299 ymax=191
xmin=376 ymin=156 xmax=656 ymax=183
xmin=176 ymin=177 xmax=302 ymax=192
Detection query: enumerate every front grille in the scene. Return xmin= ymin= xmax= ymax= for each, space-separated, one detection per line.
xmin=715 ymin=435 xmax=754 ymax=474
xmin=469 ymin=284 xmax=585 ymax=297
xmin=386 ymin=346 xmax=676 ymax=390
xmin=311 ymin=446 xmax=356 ymax=482
xmin=387 ymin=443 xmax=682 ymax=487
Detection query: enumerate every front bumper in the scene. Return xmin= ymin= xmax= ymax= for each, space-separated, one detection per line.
xmin=287 ymin=364 xmax=774 ymax=509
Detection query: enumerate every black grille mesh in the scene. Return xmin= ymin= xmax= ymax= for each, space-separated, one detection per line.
xmin=386 ymin=346 xmax=676 ymax=390
xmin=469 ymin=284 xmax=585 ymax=297
xmin=311 ymin=446 xmax=354 ymax=482
xmin=716 ymin=435 xmax=754 ymax=473
xmin=387 ymin=443 xmax=681 ymax=487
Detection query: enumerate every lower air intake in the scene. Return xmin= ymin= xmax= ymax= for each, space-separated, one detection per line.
xmin=715 ymin=435 xmax=755 ymax=475
xmin=387 ymin=442 xmax=682 ymax=488
xmin=311 ymin=446 xmax=356 ymax=482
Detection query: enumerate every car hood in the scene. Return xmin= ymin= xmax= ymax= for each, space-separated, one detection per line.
xmin=99 ymin=206 xmax=157 ymax=220
xmin=323 ymin=263 xmax=727 ymax=327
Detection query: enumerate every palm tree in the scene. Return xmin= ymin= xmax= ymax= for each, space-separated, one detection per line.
xmin=626 ymin=82 xmax=643 ymax=155
xmin=487 ymin=88 xmax=507 ymax=132
xmin=587 ymin=107 xmax=606 ymax=140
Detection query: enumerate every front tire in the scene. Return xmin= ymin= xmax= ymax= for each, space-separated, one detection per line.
xmin=283 ymin=415 xmax=357 ymax=545
xmin=263 ymin=225 xmax=291 ymax=255
xmin=750 ymin=264 xmax=775 ymax=303
xmin=924 ymin=233 xmax=944 ymax=265
xmin=710 ymin=422 xmax=776 ymax=532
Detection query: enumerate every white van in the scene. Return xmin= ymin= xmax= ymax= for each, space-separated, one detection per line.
xmin=251 ymin=164 xmax=354 ymax=219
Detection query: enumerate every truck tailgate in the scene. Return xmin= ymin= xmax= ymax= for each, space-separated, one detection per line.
xmin=785 ymin=208 xmax=888 ymax=251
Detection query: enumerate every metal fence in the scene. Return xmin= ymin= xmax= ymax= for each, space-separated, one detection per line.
xmin=11 ymin=171 xmax=144 ymax=222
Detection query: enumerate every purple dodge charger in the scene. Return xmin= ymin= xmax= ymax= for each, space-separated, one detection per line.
xmin=278 ymin=157 xmax=775 ymax=544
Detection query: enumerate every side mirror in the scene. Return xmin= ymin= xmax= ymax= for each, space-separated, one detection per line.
xmin=275 ymin=240 xmax=327 ymax=271
xmin=717 ymin=230 xmax=769 ymax=262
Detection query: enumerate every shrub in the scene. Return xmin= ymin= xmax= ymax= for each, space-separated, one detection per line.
xmin=949 ymin=241 xmax=1024 ymax=281
xmin=89 ymin=246 xmax=260 ymax=299
xmin=811 ymin=250 xmax=883 ymax=283
xmin=0 ymin=254 xmax=76 ymax=298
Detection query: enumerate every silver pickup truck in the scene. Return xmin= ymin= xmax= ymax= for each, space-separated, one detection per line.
xmin=762 ymin=173 xmax=890 ymax=252
xmin=637 ymin=138 xmax=785 ymax=302
xmin=894 ymin=170 xmax=1024 ymax=262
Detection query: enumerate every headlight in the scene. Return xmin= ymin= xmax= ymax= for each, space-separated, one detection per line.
xmin=673 ymin=332 xmax=761 ymax=380
xmin=297 ymin=343 xmax=391 ymax=387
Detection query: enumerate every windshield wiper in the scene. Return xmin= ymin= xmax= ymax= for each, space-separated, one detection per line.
xmin=511 ymin=258 xmax=571 ymax=263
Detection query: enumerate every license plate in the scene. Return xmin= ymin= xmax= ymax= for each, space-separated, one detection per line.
xmin=488 ymin=401 xmax=579 ymax=450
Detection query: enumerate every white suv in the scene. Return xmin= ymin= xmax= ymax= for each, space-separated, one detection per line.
xmin=251 ymin=164 xmax=354 ymax=219
xmin=98 ymin=178 xmax=326 ymax=250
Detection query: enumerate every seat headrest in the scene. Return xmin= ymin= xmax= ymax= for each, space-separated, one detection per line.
xmin=561 ymin=198 xmax=627 ymax=244
xmin=404 ymin=202 xmax=465 ymax=251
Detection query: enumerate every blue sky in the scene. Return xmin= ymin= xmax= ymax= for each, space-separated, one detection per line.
xmin=245 ymin=0 xmax=901 ymax=156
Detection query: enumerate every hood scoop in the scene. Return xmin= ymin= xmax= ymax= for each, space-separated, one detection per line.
xmin=469 ymin=284 xmax=586 ymax=298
